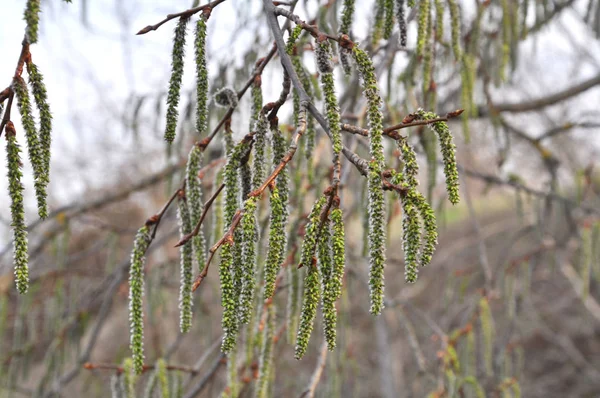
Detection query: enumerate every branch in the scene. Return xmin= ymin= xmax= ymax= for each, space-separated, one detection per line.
xmin=136 ymin=0 xmax=226 ymax=35
xmin=83 ymin=362 xmax=198 ymax=375
xmin=191 ymin=210 xmax=243 ymax=291
xmin=175 ymin=182 xmax=225 ymax=247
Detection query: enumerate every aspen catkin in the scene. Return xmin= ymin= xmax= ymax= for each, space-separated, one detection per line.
xmin=164 ymin=17 xmax=189 ymax=143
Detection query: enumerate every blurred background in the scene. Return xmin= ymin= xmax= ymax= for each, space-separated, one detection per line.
xmin=1 ymin=0 xmax=600 ymax=397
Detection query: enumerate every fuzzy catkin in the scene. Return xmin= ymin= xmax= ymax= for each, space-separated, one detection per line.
xmin=319 ymin=219 xmax=337 ymax=350
xmin=330 ymin=207 xmax=346 ymax=301
xmin=264 ymin=186 xmax=286 ymax=298
xmin=340 ymin=0 xmax=355 ymax=35
xmin=24 ymin=0 xmax=40 ymax=44
xmin=26 ymin=62 xmax=52 ymax=196
xmin=396 ymin=0 xmax=407 ymax=47
xmin=6 ymin=130 xmax=29 ymax=294
xmin=195 ymin=16 xmax=209 ymax=136
xmin=299 ymin=196 xmax=328 ymax=269
xmin=352 ymin=46 xmax=387 ymax=315
xmin=415 ymin=110 xmax=460 ymax=204
xmin=295 ymin=260 xmax=320 ymax=359
xmin=157 ymin=359 xmax=169 ymax=398
xmin=128 ymin=226 xmax=151 ymax=374
xmin=447 ymin=0 xmax=462 ymax=60
xmin=384 ymin=0 xmax=395 ymax=39
xmin=255 ymin=305 xmax=275 ymax=398
xmin=164 ymin=17 xmax=188 ymax=143
xmin=177 ymin=197 xmax=194 ymax=333
xmin=186 ymin=144 xmax=207 ymax=268
xmin=239 ymin=197 xmax=258 ymax=324
xmin=417 ymin=0 xmax=430 ymax=58
xmin=219 ymin=241 xmax=238 ymax=353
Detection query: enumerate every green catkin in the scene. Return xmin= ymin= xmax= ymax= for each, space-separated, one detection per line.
xmin=372 ymin=0 xmax=386 ymax=45
xmin=177 ymin=196 xmax=194 ymax=333
xmin=24 ymin=0 xmax=41 ymax=44
xmin=295 ymin=260 xmax=321 ymax=359
xmin=264 ymin=186 xmax=286 ymax=298
xmin=434 ymin=0 xmax=444 ymax=41
xmin=13 ymin=76 xmax=48 ymax=218
xmin=422 ymin=1 xmax=433 ymax=99
xmin=319 ymin=219 xmax=337 ymax=350
xmin=318 ymin=40 xmax=342 ymax=160
xmin=256 ymin=305 xmax=275 ymax=398
xmin=413 ymin=191 xmax=437 ymax=267
xmin=213 ymin=169 xmax=224 ymax=244
xmin=214 ymin=87 xmax=238 ymax=109
xmin=128 ymin=226 xmax=151 ymax=374
xmin=330 ymin=207 xmax=346 ymax=300
xmin=250 ymin=79 xmax=263 ymax=130
xmin=415 ymin=110 xmax=460 ymax=204
xmin=479 ymin=296 xmax=494 ymax=376
xmin=402 ymin=194 xmax=421 ymax=283
xmin=417 ymin=0 xmax=430 ymax=58
xmin=315 ymin=38 xmax=334 ymax=74
xmin=111 ymin=373 xmax=125 ymax=398
xmin=286 ymin=25 xmax=304 ymax=55
xmin=299 ymin=196 xmax=328 ymax=268
xmin=239 ymin=196 xmax=258 ymax=324
xmin=240 ymin=162 xmax=252 ymax=200
xmin=384 ymin=0 xmax=395 ymax=39
xmin=352 ymin=46 xmax=387 ymax=315
xmin=287 ymin=252 xmax=301 ymax=343
xmin=219 ymin=241 xmax=238 ymax=352
xmin=398 ymin=137 xmax=418 ymax=187
xmin=6 ymin=130 xmax=29 ymax=294
xmin=157 ymin=359 xmax=169 ymax=398
xmin=447 ymin=0 xmax=461 ymax=60
xmin=195 ymin=16 xmax=209 ymax=136
xmin=186 ymin=144 xmax=207 ymax=268
xmin=396 ymin=0 xmax=407 ymax=46
xmin=123 ymin=358 xmax=137 ymax=398
xmin=26 ymin=62 xmax=52 ymax=192
xmin=340 ymin=0 xmax=355 ymax=35
xmin=164 ymin=17 xmax=188 ymax=143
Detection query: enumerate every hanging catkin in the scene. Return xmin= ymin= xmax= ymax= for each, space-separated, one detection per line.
xmin=164 ymin=17 xmax=189 ymax=143
xmin=352 ymin=46 xmax=387 ymax=315
xmin=5 ymin=126 xmax=29 ymax=294
xmin=128 ymin=226 xmax=151 ymax=374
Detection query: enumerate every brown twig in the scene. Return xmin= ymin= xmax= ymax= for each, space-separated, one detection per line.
xmin=175 ymin=182 xmax=225 ymax=247
xmin=192 ymin=210 xmax=243 ymax=292
xmin=83 ymin=362 xmax=198 ymax=375
xmin=136 ymin=0 xmax=224 ymax=35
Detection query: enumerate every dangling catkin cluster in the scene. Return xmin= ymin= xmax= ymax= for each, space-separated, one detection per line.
xmin=128 ymin=225 xmax=151 ymax=374
xmin=352 ymin=45 xmax=387 ymax=315
xmin=319 ymin=217 xmax=337 ymax=350
xmin=164 ymin=17 xmax=188 ymax=143
xmin=13 ymin=76 xmax=48 ymax=218
xmin=295 ymin=195 xmax=327 ymax=358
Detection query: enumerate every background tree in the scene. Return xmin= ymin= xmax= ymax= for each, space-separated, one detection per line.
xmin=1 ymin=0 xmax=600 ymax=397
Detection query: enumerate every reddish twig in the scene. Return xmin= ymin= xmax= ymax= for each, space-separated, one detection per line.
xmin=192 ymin=210 xmax=243 ymax=292
xmin=136 ymin=1 xmax=223 ymax=35
xmin=175 ymin=182 xmax=225 ymax=247
xmin=83 ymin=362 xmax=198 ymax=375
